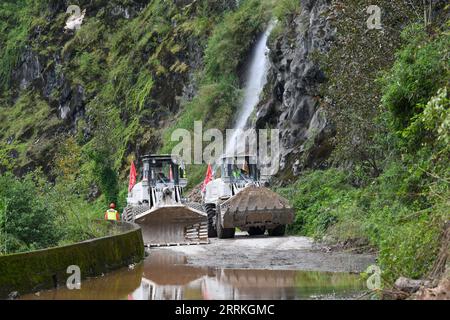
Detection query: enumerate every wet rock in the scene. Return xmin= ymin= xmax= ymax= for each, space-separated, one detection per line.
xmin=7 ymin=291 xmax=20 ymax=300
xmin=394 ymin=277 xmax=432 ymax=294
xmin=179 ymin=36 xmax=204 ymax=104
xmin=13 ymin=47 xmax=41 ymax=91
xmin=58 ymin=83 xmax=85 ymax=121
xmin=256 ymin=0 xmax=336 ymax=176
xmin=43 ymin=55 xmax=65 ymax=99
xmin=292 ymin=159 xmax=301 ymax=176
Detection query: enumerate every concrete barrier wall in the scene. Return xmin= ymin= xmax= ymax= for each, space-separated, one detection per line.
xmin=0 ymin=221 xmax=144 ymax=298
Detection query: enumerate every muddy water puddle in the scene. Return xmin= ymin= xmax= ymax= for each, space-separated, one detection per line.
xmin=22 ymin=250 xmax=366 ymax=300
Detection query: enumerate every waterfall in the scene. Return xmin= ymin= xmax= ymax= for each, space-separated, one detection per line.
xmin=225 ymin=22 xmax=275 ymax=156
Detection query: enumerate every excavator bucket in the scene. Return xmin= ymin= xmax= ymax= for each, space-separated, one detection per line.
xmin=219 ymin=185 xmax=294 ymax=229
xmin=135 ymin=204 xmax=208 ymax=247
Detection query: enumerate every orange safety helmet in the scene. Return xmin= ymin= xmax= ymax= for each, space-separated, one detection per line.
xmin=109 ymin=203 xmax=116 ymax=209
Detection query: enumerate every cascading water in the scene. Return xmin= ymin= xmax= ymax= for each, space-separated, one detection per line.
xmin=225 ymin=22 xmax=275 ymax=156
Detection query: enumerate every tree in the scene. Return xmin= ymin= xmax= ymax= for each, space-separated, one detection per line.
xmin=0 ymin=173 xmax=61 ymax=253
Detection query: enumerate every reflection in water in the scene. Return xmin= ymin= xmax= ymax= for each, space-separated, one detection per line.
xmin=22 ymin=251 xmax=365 ymax=300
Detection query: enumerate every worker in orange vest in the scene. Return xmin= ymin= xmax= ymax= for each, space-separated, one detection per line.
xmin=105 ymin=203 xmax=120 ymax=221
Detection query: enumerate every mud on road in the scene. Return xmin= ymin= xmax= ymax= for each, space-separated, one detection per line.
xmin=154 ymin=233 xmax=376 ymax=273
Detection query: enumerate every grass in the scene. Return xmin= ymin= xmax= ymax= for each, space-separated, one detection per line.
xmin=0 ymin=1 xmax=30 ymax=91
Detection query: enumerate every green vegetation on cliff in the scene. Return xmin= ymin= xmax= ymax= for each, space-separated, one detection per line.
xmin=281 ymin=17 xmax=449 ymax=284
xmin=0 ymin=0 xmax=448 ymax=291
xmin=0 ymin=171 xmax=112 ymax=254
xmin=0 ymin=0 xmax=273 ymax=253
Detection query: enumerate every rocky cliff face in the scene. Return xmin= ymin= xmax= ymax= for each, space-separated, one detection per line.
xmin=4 ymin=0 xmax=431 ymax=183
xmin=10 ymin=0 xmax=149 ymax=121
xmin=0 ymin=0 xmax=238 ymax=175
xmin=0 ymin=0 xmax=339 ymax=179
xmin=256 ymin=0 xmax=336 ymax=180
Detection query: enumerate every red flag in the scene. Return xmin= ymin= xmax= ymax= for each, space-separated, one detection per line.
xmin=169 ymin=165 xmax=173 ymax=181
xmin=201 ymin=164 xmax=213 ymax=192
xmin=128 ymin=161 xmax=137 ymax=192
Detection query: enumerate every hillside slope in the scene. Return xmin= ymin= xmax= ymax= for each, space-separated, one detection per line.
xmin=0 ymin=0 xmax=268 ymax=189
xmin=0 ymin=0 xmax=449 ymax=293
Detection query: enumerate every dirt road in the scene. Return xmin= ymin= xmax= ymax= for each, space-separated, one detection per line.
xmin=155 ymin=233 xmax=375 ymax=273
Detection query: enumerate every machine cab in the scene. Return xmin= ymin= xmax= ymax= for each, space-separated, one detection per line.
xmin=142 ymin=154 xmax=187 ymax=188
xmin=204 ymin=154 xmax=259 ymax=203
xmin=219 ymin=154 xmax=259 ymax=185
xmin=127 ymin=155 xmax=187 ymax=207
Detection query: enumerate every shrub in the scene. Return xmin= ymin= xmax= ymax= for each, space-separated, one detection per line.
xmin=0 ymin=173 xmax=60 ymax=253
xmin=272 ymin=0 xmax=301 ymax=25
xmin=278 ymin=169 xmax=356 ymax=238
xmin=281 ymin=154 xmax=447 ymax=282
xmin=0 ymin=1 xmax=30 ymax=91
xmin=204 ymin=0 xmax=270 ymax=82
xmin=381 ymin=24 xmax=449 ymax=130
xmin=402 ymin=87 xmax=450 ymax=151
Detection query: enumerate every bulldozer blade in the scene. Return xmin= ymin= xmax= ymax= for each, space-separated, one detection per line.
xmin=219 ymin=185 xmax=295 ymax=229
xmin=135 ymin=205 xmax=208 ymax=247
